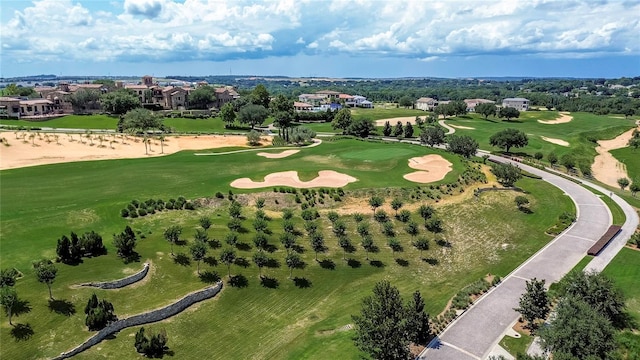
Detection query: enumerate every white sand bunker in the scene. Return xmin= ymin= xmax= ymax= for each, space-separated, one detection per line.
xmin=538 ymin=112 xmax=573 ymax=124
xmin=256 ymin=149 xmax=300 ymax=159
xmin=230 ymin=170 xmax=357 ymax=189
xmin=592 ymin=125 xmax=639 ymax=188
xmin=403 ymin=154 xmax=453 ymax=183
xmin=540 ymin=136 xmax=569 ymax=147
xmin=450 ymin=124 xmax=475 ymax=130
xmin=375 ymin=116 xmax=421 ymax=126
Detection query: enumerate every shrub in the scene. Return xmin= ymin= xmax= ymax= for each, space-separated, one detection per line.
xmin=215 ymin=192 xmax=224 ymax=199
xmin=120 ymin=208 xmax=130 ymax=217
xmin=138 ymin=208 xmax=148 ymax=216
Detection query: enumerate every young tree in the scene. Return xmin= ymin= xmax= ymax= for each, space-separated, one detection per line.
xmin=122 ymin=108 xmax=164 ymax=155
xmin=310 ymin=232 xmax=326 ymax=261
xmin=352 ymin=280 xmax=411 ymax=360
xmin=383 ymin=121 xmax=392 ymax=136
xmin=418 ymin=205 xmax=435 ymax=224
xmin=225 ymin=232 xmax=238 ymax=247
xmin=199 ymin=216 xmax=212 ymax=231
xmin=405 ymin=221 xmax=420 ymax=239
xmin=357 ymin=222 xmax=370 ymax=238
xmin=388 ymin=238 xmax=402 ymax=254
xmin=229 ymin=201 xmax=242 ymax=219
xmin=270 ymin=94 xmax=295 ymax=140
xmin=617 ymin=177 xmax=630 ymax=191
xmin=514 ymin=278 xmax=550 ymax=331
xmin=163 ymin=225 xmax=182 ymax=256
xmin=338 ymin=236 xmax=353 ymax=260
xmin=280 ymin=233 xmax=296 ymax=254
xmin=368 ymin=196 xmax=384 ymax=216
xmin=0 ymin=286 xmax=18 ymax=325
xmin=630 ymin=182 xmax=640 ymax=197
xmin=134 ymin=327 xmax=169 ymax=358
xmin=475 ymin=103 xmax=497 ymax=119
xmin=420 ymin=126 xmax=446 ymax=147
xmin=489 ymin=128 xmax=529 ymax=153
xmin=391 ymin=198 xmax=403 ymax=216
xmin=190 ymin=242 xmax=207 ymax=275
xmin=113 ymin=226 xmax=137 ymax=259
xmin=361 ymin=235 xmax=375 ymax=260
xmin=534 ymin=152 xmax=544 ymax=162
xmin=406 ymin=290 xmax=431 ymax=344
xmin=252 ymin=251 xmax=268 ymax=278
xmin=253 ymin=232 xmax=269 ymax=252
xmin=0 ymin=268 xmax=18 ymax=287
xmin=515 ymin=196 xmax=530 ymax=210
xmin=498 ymin=106 xmax=520 ymax=121
xmin=413 ymin=237 xmax=430 ymax=258
xmin=219 ymin=248 xmax=237 ymax=278
xmin=219 ymin=102 xmax=236 ymax=128
xmin=548 ymin=152 xmax=558 ymax=168
xmin=491 ymin=162 xmax=522 ymax=187
xmin=33 ymin=259 xmax=57 ymax=300
xmin=285 ymin=253 xmax=303 ymax=279
xmin=447 ymin=134 xmax=479 ymax=158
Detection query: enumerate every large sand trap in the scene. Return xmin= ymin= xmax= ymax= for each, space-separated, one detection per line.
xmin=592 ymin=124 xmax=639 ymax=187
xmin=256 ymin=149 xmax=300 ymax=159
xmin=538 ymin=112 xmax=573 ymax=124
xmin=450 ymin=124 xmax=475 ymax=130
xmin=540 ymin=136 xmax=569 ymax=147
xmin=403 ymin=154 xmax=453 ymax=183
xmin=375 ymin=116 xmax=421 ymax=126
xmin=230 ymin=170 xmax=357 ymax=189
xmin=0 ymin=132 xmax=261 ymax=170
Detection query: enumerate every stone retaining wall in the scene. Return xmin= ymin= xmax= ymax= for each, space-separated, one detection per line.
xmin=51 ymin=282 xmax=223 ymax=360
xmin=78 ymin=263 xmax=150 ymax=289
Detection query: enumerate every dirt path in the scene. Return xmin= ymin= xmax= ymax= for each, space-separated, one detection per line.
xmin=592 ymin=122 xmax=639 ymax=187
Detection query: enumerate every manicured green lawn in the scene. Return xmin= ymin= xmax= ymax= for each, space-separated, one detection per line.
xmin=0 ymin=114 xmax=119 ymax=129
xmin=499 ymin=330 xmax=533 ymax=358
xmin=610 ymin=146 xmax=640 ymax=182
xmin=351 ymin=107 xmax=425 ymax=120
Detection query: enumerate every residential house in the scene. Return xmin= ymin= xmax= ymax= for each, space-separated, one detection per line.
xmin=464 ymin=98 xmax=495 ymax=112
xmin=502 ymin=98 xmax=529 ymax=111
xmin=298 ymin=94 xmax=326 ymax=106
xmin=125 ymin=84 xmax=151 ymax=103
xmin=19 ymin=99 xmax=54 ymax=117
xmin=416 ymin=97 xmax=438 ymax=111
xmin=316 ymin=90 xmax=340 ymax=101
xmin=214 ymin=87 xmax=239 ymax=109
xmin=0 ymin=97 xmax=21 ymax=118
xmin=294 ymin=101 xmax=313 ymax=112
xmin=162 ymin=86 xmax=188 ymax=110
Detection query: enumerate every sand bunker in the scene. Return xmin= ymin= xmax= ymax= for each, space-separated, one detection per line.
xmin=0 ymin=132 xmax=261 ymax=170
xmin=256 ymin=149 xmax=300 ymax=159
xmin=230 ymin=170 xmax=357 ymax=189
xmin=450 ymin=124 xmax=475 ymax=130
xmin=540 ymin=136 xmax=569 ymax=147
xmin=538 ymin=112 xmax=573 ymax=124
xmin=592 ymin=124 xmax=639 ymax=187
xmin=403 ymin=154 xmax=453 ymax=183
xmin=375 ymin=116 xmax=421 ymax=126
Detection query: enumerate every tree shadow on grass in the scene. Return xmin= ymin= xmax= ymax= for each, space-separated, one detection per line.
xmin=435 ymin=239 xmax=452 ymax=248
xmin=13 ymin=298 xmax=32 ymax=318
xmin=234 ymin=257 xmax=250 ymax=268
xmin=395 ymin=258 xmax=409 ymax=267
xmin=48 ymin=299 xmax=76 ymax=316
xmin=423 ymin=257 xmax=439 ymax=265
xmin=319 ymin=259 xmax=335 ymax=270
xmin=260 ymin=276 xmax=279 ymax=289
xmin=518 ymin=207 xmax=534 ymax=214
xmin=175 ymin=239 xmax=188 ymax=247
xmin=236 ymin=242 xmax=252 ymax=251
xmin=229 ymin=274 xmax=248 ymax=288
xmin=265 ymin=257 xmax=280 ymax=268
xmin=207 ymin=240 xmax=221 ymax=249
xmin=369 ymin=260 xmax=385 ymax=268
xmin=122 ymin=251 xmax=141 ymax=264
xmin=264 ymin=243 xmax=278 ymax=253
xmin=293 ymin=277 xmax=312 ymax=288
xmin=199 ymin=271 xmax=221 ymax=284
xmin=10 ymin=323 xmax=34 ymax=341
xmin=173 ymin=253 xmax=191 ymax=266
xmin=292 ymin=244 xmax=305 ymax=254
xmin=203 ymin=256 xmax=218 ymax=267
xmin=347 ymin=259 xmax=361 ymax=268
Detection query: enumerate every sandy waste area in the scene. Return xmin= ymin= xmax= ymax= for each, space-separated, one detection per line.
xmin=230 ymin=170 xmax=357 ymax=189
xmin=540 ymin=136 xmax=569 ymax=147
xmin=538 ymin=112 xmax=573 ymax=124
xmin=403 ymin=154 xmax=453 ymax=183
xmin=592 ymin=121 xmax=640 ymax=187
xmin=0 ymin=132 xmax=257 ymax=170
xmin=374 ymin=116 xmax=423 ymax=126
xmin=450 ymin=124 xmax=475 ymax=130
xmin=256 ymin=149 xmax=300 ymax=159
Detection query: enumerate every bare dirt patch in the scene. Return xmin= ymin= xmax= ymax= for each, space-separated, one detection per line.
xmin=230 ymin=170 xmax=357 ymax=189
xmin=374 ymin=116 xmax=421 ymax=126
xmin=540 ymin=136 xmax=569 ymax=147
xmin=403 ymin=154 xmax=453 ymax=184
xmin=537 ymin=111 xmax=573 ymax=124
xmin=0 ymin=132 xmax=259 ymax=170
xmin=592 ymin=124 xmax=639 ymax=187
xmin=256 ymin=149 xmax=300 ymax=159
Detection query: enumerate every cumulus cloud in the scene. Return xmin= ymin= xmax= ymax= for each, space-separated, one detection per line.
xmin=0 ymin=0 xmax=638 ymax=67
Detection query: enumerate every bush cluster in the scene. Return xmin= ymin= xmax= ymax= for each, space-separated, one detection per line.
xmin=135 ymin=327 xmax=169 ymax=358
xmin=121 ymin=197 xmax=197 ymax=218
xmin=85 ymin=294 xmax=117 ymax=331
xmin=56 ymin=231 xmax=106 ymax=264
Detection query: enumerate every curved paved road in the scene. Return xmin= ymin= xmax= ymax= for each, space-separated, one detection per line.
xmin=437 ymin=120 xmax=455 ymax=135
xmin=419 ymin=155 xmax=638 ymax=360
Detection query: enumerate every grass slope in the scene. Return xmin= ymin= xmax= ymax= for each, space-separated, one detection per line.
xmin=610 ymin=146 xmax=640 ymax=182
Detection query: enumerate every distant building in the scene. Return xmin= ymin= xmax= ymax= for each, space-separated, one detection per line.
xmin=416 ymin=97 xmax=438 ymax=111
xmin=294 ymin=101 xmax=313 ymax=112
xmin=0 ymin=97 xmax=21 ymax=118
xmin=464 ymin=98 xmax=495 ymax=112
xmin=502 ymin=97 xmax=529 ymax=111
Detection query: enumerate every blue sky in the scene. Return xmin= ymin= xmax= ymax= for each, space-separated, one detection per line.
xmin=1 ymin=0 xmax=639 ymax=78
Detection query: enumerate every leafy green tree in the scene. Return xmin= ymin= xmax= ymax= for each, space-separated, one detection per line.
xmin=0 ymin=286 xmax=18 ymax=325
xmin=285 ymin=253 xmax=303 ymax=278
xmin=489 ymin=128 xmax=529 ymax=153
xmin=194 ymin=228 xmax=209 ymax=243
xmin=418 ymin=205 xmax=435 ymax=224
xmin=388 ymin=238 xmax=402 ymax=254
xmin=538 ymin=296 xmax=615 ymax=359
xmin=253 ymin=232 xmax=269 ymax=252
xmin=491 ymin=162 xmax=522 ymax=187
xmin=220 ymin=102 xmax=236 ymax=128
xmin=352 ymin=280 xmax=411 ymax=360
xmin=534 ymin=152 xmax=544 ymax=162
xmin=101 ymin=89 xmax=140 ymax=114
xmin=393 ymin=121 xmax=404 ymax=137
xmin=0 ymin=268 xmax=18 ymax=287
xmin=369 ymin=196 xmax=384 ymax=216
xmin=237 ymin=104 xmax=269 ymax=129
xmin=398 ymin=95 xmax=414 ymax=108
xmin=475 ymin=103 xmax=497 ymax=119
xmin=113 ymin=226 xmax=137 ymax=259
xmin=338 ymin=237 xmax=353 ymax=260
xmin=270 ymin=94 xmax=294 ymax=140
xmin=220 ymin=249 xmax=236 ymax=278
xmin=383 ymin=121 xmax=392 ymax=136
xmin=617 ymin=177 xmax=630 ymax=191
xmin=310 ymin=232 xmax=326 ymax=261
xmin=225 ymin=232 xmax=238 ymax=247
xmin=630 ymin=182 xmax=640 ymax=197
xmin=163 ymin=225 xmax=182 ymax=256
xmin=252 ymin=251 xmax=268 ymax=278
xmin=560 ymin=154 xmax=576 ymax=172
xmin=413 ymin=237 xmax=429 ymax=258
xmin=404 ymin=122 xmax=414 ymax=138
xmin=406 ymin=290 xmax=431 ymax=344
xmin=331 ymin=108 xmax=353 ymax=134
xmin=251 ymin=84 xmax=271 ymax=108
xmin=134 ymin=327 xmax=169 ymax=358
xmin=290 ymin=126 xmax=316 ymax=145
xmin=420 ymin=126 xmax=446 ymax=147
xmin=188 ymin=85 xmax=215 ymax=109
xmin=199 ymin=216 xmax=212 ymax=231
xmin=280 ymin=233 xmax=296 ymax=254
xmin=405 ymin=221 xmax=420 ymax=239
xmin=84 ymin=293 xmax=117 ymax=331
xmin=628 ymin=137 xmax=640 ymax=150
xmin=357 ymin=222 xmax=370 ymax=238
xmin=122 ymin=108 xmax=164 ymax=154
xmin=499 ymin=106 xmax=520 ymax=121
xmin=253 ymin=217 xmax=269 ymax=233
xmin=346 ymin=118 xmax=376 ymax=138
xmin=361 ymin=235 xmax=375 ymax=260
xmin=332 ymin=220 xmax=347 ymax=238
xmin=229 ymin=201 xmax=242 ymax=219
xmin=548 ymin=152 xmax=558 ymax=167
xmin=447 ymin=134 xmax=479 ymax=158
xmin=33 ymin=259 xmax=57 ymax=300
xmin=451 ymin=100 xmax=468 ymax=116
xmin=70 ymin=89 xmax=101 ymax=114
xmin=515 ymin=196 xmax=530 ymax=210
xmin=391 ymin=198 xmax=403 ymax=216
xmin=514 ymin=278 xmax=550 ymax=331
xmin=190 ymin=241 xmax=207 ymax=274
xmin=425 ymin=217 xmax=443 ymax=233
